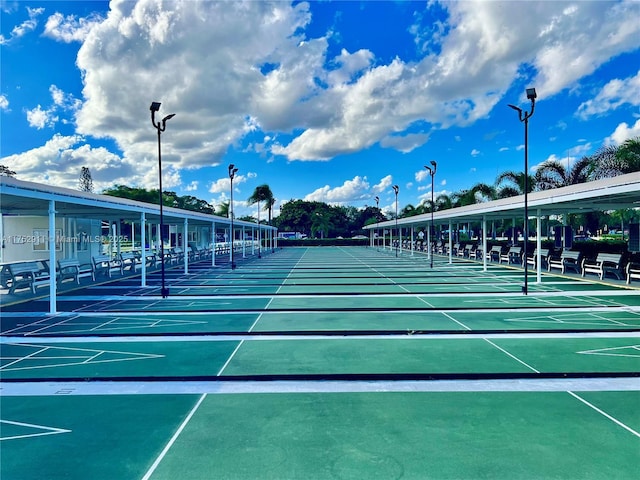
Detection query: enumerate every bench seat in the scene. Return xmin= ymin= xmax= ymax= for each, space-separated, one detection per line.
xmin=627 ymin=262 xmax=640 ymax=284
xmin=8 ymin=261 xmax=51 ymax=294
xmin=582 ymin=253 xmax=624 ymax=281
xmin=548 ymin=250 xmax=582 ymax=274
xmin=58 ymin=258 xmax=93 ymax=284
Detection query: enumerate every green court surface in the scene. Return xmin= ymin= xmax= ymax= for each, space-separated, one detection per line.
xmin=1 ymin=246 xmax=639 ymax=479
xmin=1 ymin=391 xmax=638 ymax=480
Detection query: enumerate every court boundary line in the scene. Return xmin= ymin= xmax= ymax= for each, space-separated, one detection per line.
xmin=141 ymin=392 xmax=207 ymax=480
xmin=483 ymin=338 xmax=541 ymax=373
xmin=567 ymin=391 xmax=640 ymax=438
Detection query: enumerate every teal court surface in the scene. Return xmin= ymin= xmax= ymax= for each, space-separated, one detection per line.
xmin=1 ymin=246 xmax=639 ymax=479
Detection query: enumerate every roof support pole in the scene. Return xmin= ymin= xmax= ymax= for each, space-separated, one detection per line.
xmin=183 ymin=218 xmax=188 ymax=274
xmin=141 ymin=212 xmax=147 ymax=287
xmin=242 ymin=226 xmax=246 ymax=258
xmin=482 ymin=216 xmax=487 ymax=272
xmin=536 ymin=210 xmax=542 ymax=284
xmin=48 ymin=200 xmax=57 ymax=314
xmin=211 ymin=222 xmax=216 ymax=267
xmin=448 ymin=220 xmax=453 ymax=264
xmin=411 ymin=226 xmax=414 ymax=256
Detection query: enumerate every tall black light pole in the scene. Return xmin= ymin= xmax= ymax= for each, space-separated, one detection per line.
xmin=256 ymin=199 xmax=262 ymax=258
xmin=424 ymin=160 xmax=437 ymax=268
xmin=150 ymin=101 xmax=175 ymax=298
xmin=375 ymin=195 xmax=380 ymax=250
xmin=228 ymin=164 xmax=238 ymax=269
xmin=509 ymin=87 xmax=537 ymax=295
xmin=392 ymin=185 xmax=399 ymax=257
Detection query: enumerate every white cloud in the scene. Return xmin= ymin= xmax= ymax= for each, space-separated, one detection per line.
xmin=0 ymin=6 xmax=43 ymax=45
xmin=415 ymin=169 xmax=429 ymax=182
xmin=604 ymin=119 xmax=640 ymax=146
xmin=8 ymin=0 xmax=639 ymax=195
xmin=208 ymin=174 xmax=249 ymax=194
xmin=0 ymin=94 xmax=9 ymax=111
xmin=470 ymin=149 xmax=480 ymax=157
xmin=25 ymin=85 xmax=80 ymax=129
xmin=0 ymin=134 xmax=136 ymax=190
xmin=372 ymin=175 xmax=393 ymax=194
xmin=576 ymin=70 xmax=640 ymax=119
xmin=303 ymin=176 xmax=371 ymax=204
xmin=43 ymin=11 xmax=103 ymax=43
xmin=184 ymin=181 xmax=199 ymax=192
xmin=26 ymin=105 xmax=56 ymax=129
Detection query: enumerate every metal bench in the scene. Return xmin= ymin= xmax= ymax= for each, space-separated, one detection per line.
xmin=58 ymin=258 xmax=94 ymax=284
xmin=92 ymin=254 xmax=122 ymax=278
xmin=500 ymin=246 xmax=522 ymax=265
xmin=626 ymin=262 xmax=640 ymax=284
xmin=548 ymin=250 xmax=582 ymax=274
xmin=524 ymin=248 xmax=551 ymax=269
xmin=7 ymin=261 xmax=51 ymax=294
xmin=488 ymin=246 xmax=504 ymax=262
xmin=119 ymin=252 xmax=141 ymax=273
xmin=582 ymin=253 xmax=624 ymax=281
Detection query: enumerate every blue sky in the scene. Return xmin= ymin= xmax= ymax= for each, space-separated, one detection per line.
xmin=1 ymin=1 xmax=639 ymax=219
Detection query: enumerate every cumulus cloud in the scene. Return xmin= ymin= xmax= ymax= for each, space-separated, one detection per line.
xmin=0 ymin=94 xmax=9 ymax=111
xmin=43 ymin=11 xmax=103 ymax=43
xmin=8 ymin=0 xmax=640 ymax=194
xmin=576 ymin=70 xmax=640 ymax=119
xmin=372 ymin=175 xmax=393 ymax=194
xmin=0 ymin=134 xmax=137 ymax=190
xmin=25 ymin=85 xmax=81 ymax=129
xmin=604 ymin=119 xmax=640 ymax=146
xmin=303 ymin=176 xmax=371 ymax=204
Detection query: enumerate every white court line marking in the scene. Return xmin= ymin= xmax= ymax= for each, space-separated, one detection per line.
xmin=0 ymin=419 xmax=72 ymax=441
xmin=483 ymin=338 xmax=540 ymax=373
xmin=141 ymin=393 xmax=207 ymax=480
xmin=217 ymin=340 xmax=244 ymax=376
xmin=441 ymin=312 xmax=471 ymax=330
xmin=567 ymin=391 xmax=640 ymax=438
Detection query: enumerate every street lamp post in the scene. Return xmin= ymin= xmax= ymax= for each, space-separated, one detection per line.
xmin=424 ymin=161 xmax=437 ymax=268
xmin=256 ymin=200 xmax=261 ymax=259
xmin=509 ymin=87 xmax=537 ymax=295
xmin=374 ymin=196 xmax=380 ymax=251
xmin=228 ymin=164 xmax=238 ymax=270
xmin=150 ymin=101 xmax=175 ymax=298
xmin=392 ymin=185 xmax=399 ymax=257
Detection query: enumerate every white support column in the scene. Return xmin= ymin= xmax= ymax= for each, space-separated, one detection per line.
xmin=410 ymin=227 xmax=414 ymax=256
xmin=242 ymin=226 xmax=246 ymax=258
xmin=448 ymin=221 xmax=453 ymax=264
xmin=211 ymin=222 xmax=216 ymax=266
xmin=482 ymin=216 xmax=487 ymax=272
xmin=48 ymin=200 xmax=57 ymax=314
xmin=536 ymin=209 xmax=542 ymax=283
xmin=141 ymin=212 xmax=147 ymax=287
xmin=183 ymin=218 xmax=188 ymax=274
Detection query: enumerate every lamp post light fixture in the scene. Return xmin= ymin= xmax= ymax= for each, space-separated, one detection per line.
xmin=228 ymin=164 xmax=238 ymax=270
xmin=150 ymin=101 xmax=175 ymax=298
xmin=392 ymin=185 xmax=399 ymax=257
xmin=508 ymin=87 xmax=537 ymax=295
xmin=374 ymin=195 xmax=380 ymax=251
xmin=424 ymin=160 xmax=437 ymax=268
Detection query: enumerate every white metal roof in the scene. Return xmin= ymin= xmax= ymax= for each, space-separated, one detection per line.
xmin=0 ymin=176 xmax=275 ymax=230
xmin=365 ymin=171 xmax=640 ymax=229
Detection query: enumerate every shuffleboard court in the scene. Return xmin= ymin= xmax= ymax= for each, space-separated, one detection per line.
xmin=1 ymin=246 xmax=639 ymax=479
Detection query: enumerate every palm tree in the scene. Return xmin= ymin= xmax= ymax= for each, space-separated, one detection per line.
xmin=590 ymin=137 xmax=640 ymax=179
xmin=534 ymin=156 xmax=592 ymax=190
xmin=217 ymin=201 xmax=230 ymax=218
xmin=495 ymin=171 xmax=535 ymax=197
xmin=248 ymin=184 xmax=275 ymax=223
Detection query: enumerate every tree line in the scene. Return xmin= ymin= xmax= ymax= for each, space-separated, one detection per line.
xmin=1 ymin=137 xmax=637 ymax=237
